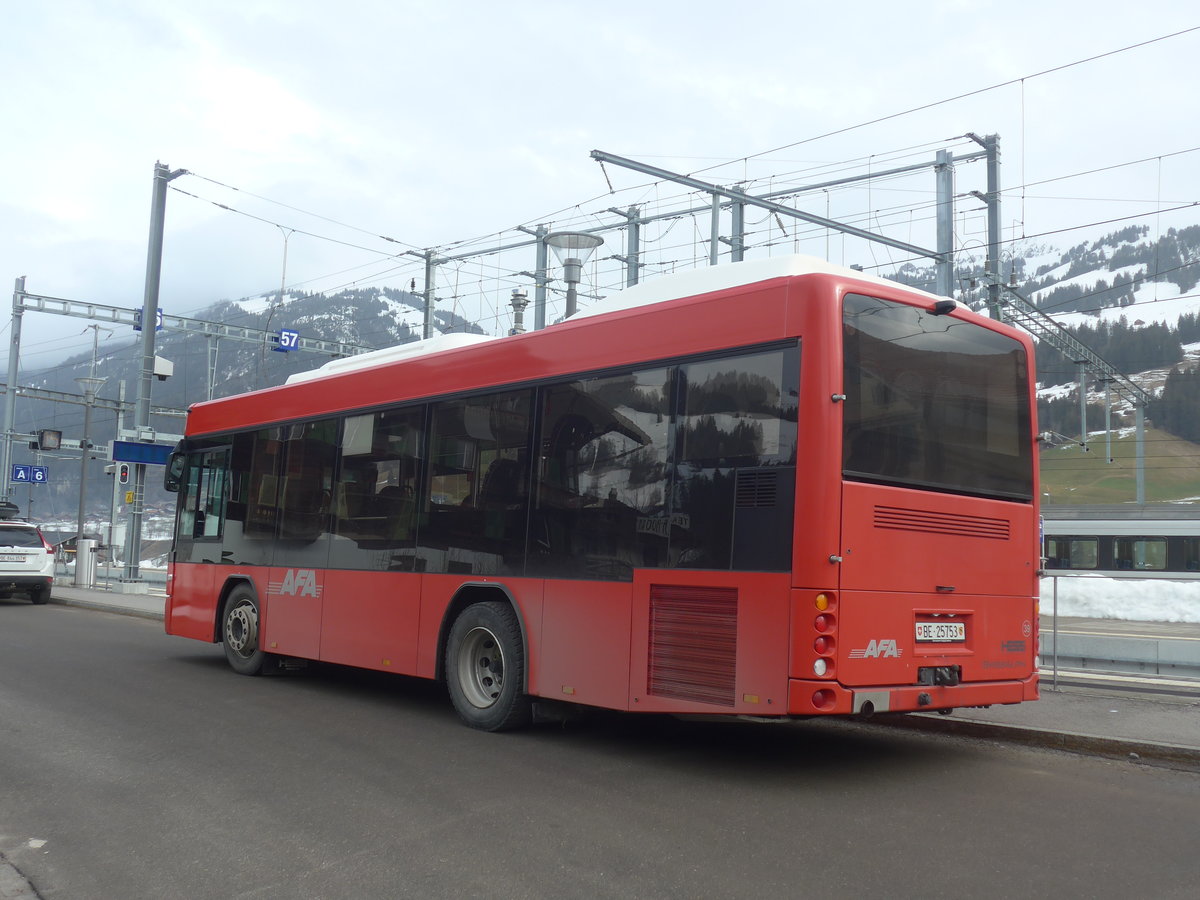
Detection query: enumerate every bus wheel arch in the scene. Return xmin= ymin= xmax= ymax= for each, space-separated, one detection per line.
xmin=219 ymin=580 xmax=269 ymax=676
xmin=212 ymin=577 xmax=255 ymax=642
xmin=440 ymin=584 xmax=533 ymax=731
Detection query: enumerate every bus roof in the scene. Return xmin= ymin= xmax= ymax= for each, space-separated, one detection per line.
xmin=570 ymin=254 xmax=943 ymax=321
xmin=283 ymin=255 xmax=947 ymax=386
xmin=286 ymin=332 xmax=495 ymax=385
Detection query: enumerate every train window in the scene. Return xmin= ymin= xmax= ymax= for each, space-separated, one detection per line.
xmin=1113 ymin=537 xmax=1166 ymax=571
xmin=1044 ymin=536 xmax=1097 ymax=569
xmin=1186 ymin=538 xmax=1200 ymax=572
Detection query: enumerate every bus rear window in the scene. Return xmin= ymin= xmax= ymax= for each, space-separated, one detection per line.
xmin=842 ymin=293 xmax=1033 ymax=501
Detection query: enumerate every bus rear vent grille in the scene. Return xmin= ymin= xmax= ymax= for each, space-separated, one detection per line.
xmin=874 ymin=505 xmax=1010 ymax=540
xmin=648 ymin=585 xmax=737 ymax=707
xmin=735 ymin=469 xmax=778 ymax=508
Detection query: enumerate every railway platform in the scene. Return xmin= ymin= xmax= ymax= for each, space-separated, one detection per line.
xmin=45 ymin=583 xmax=1200 ymax=770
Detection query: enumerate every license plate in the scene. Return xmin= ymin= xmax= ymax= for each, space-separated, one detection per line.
xmin=915 ymin=621 xmax=965 ymax=642
xmin=0 ymin=553 xmax=24 ymax=562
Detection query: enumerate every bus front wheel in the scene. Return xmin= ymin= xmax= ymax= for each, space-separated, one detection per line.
xmin=446 ymin=602 xmax=532 ymax=731
xmin=222 ymin=587 xmax=267 ymax=676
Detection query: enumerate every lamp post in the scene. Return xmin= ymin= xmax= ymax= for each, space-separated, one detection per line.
xmin=545 ymin=232 xmax=603 ymax=319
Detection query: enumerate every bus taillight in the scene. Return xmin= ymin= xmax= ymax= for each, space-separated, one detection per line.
xmin=812 ymin=593 xmax=837 ymax=678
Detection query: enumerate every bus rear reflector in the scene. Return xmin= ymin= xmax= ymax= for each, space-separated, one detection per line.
xmin=812 ymin=690 xmax=837 ymax=711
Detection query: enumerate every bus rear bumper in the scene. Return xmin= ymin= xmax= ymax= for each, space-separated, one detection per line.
xmin=788 ymin=674 xmax=1039 ymax=716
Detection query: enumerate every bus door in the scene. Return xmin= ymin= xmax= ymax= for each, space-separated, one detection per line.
xmin=322 ymin=407 xmax=427 ymax=673
xmin=262 ymin=419 xmax=338 ymax=659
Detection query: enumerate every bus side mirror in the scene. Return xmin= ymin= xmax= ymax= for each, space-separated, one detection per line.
xmin=164 ymin=452 xmax=186 ymax=493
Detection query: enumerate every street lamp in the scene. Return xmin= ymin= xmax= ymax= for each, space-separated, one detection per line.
xmin=545 ymin=231 xmax=603 ymax=319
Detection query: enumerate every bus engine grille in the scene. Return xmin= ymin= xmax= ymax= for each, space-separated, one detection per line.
xmin=648 ymin=585 xmax=738 ymax=707
xmin=873 ymin=505 xmax=1011 ymax=540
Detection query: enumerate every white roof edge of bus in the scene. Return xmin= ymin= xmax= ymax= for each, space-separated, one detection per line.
xmin=284 ymin=332 xmax=496 ymax=384
xmin=569 ymin=254 xmax=946 ymax=322
xmin=284 ymin=256 xmax=948 ymax=384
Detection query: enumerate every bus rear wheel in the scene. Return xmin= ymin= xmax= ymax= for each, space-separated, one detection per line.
xmin=446 ymin=601 xmax=532 ymax=731
xmin=222 ymin=587 xmax=267 ymax=676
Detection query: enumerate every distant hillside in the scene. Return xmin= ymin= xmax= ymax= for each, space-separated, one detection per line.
xmin=1039 ymin=427 xmax=1200 ymax=505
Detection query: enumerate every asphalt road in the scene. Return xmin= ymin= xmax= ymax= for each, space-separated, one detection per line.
xmin=2 ymin=600 xmax=1198 ymax=899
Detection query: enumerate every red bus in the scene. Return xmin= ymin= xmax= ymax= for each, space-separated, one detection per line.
xmin=164 ymin=256 xmax=1040 ymax=730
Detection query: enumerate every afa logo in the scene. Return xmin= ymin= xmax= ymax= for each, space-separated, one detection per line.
xmin=849 ymin=639 xmax=902 ymax=659
xmin=269 ymin=568 xmax=323 ymax=598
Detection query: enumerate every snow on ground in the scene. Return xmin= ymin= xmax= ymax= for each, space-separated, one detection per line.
xmin=1041 ymin=574 xmax=1200 ymax=623
xmin=1030 ymin=264 xmax=1145 ymax=305
xmin=1037 ymin=382 xmax=1077 ymax=401
xmin=232 ymin=295 xmax=276 ymax=315
xmin=1049 ymin=280 xmax=1196 ymax=331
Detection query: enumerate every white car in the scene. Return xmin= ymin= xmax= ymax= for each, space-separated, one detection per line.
xmin=0 ymin=521 xmax=55 ymax=605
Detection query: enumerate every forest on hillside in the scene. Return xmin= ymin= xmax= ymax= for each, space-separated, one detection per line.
xmin=1036 ymin=312 xmax=1200 ymax=440
xmin=1028 ymin=225 xmax=1200 ymax=314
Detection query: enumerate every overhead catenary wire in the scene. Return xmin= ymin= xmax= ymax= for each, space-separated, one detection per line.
xmin=29 ymin=28 xmax=1200 ymax=369
xmin=685 ymin=26 xmax=1200 ymax=177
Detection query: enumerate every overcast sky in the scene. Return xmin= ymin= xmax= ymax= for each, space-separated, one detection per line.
xmin=4 ymin=0 xmax=1200 ymax=372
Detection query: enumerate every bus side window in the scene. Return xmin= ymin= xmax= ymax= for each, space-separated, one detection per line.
xmin=533 ymin=369 xmax=671 ymax=579
xmin=334 ymin=407 xmax=424 ymax=549
xmin=423 ymin=390 xmax=532 ymax=575
xmin=277 ymin=420 xmax=338 ymax=542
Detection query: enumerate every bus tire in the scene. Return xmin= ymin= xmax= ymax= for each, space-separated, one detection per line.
xmin=445 ymin=601 xmax=532 ymax=732
xmin=222 ymin=586 xmax=267 ymax=676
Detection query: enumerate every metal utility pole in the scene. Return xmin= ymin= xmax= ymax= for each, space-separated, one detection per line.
xmin=605 ymin=208 xmax=643 ymax=287
xmin=516 ymin=225 xmax=550 ymax=330
xmin=75 ymin=375 xmax=104 ymax=539
xmin=1135 ymin=406 xmax=1146 ymax=504
xmin=1101 ymin=376 xmax=1114 ymax=463
xmin=1076 ymin=361 xmax=1089 ymax=453
xmin=402 ymin=249 xmax=441 ymax=340
xmin=967 ymin=133 xmax=1003 ymax=320
xmin=423 ymin=251 xmax=438 ymax=339
xmin=709 ymin=192 xmax=721 ymax=265
xmin=935 ymin=149 xmax=955 ymax=297
xmin=728 ymin=198 xmax=746 ymax=263
xmin=2 ymin=276 xmax=25 ymax=504
xmin=75 ymin=324 xmax=107 ymax=540
xmin=126 ymin=161 xmax=186 ymax=583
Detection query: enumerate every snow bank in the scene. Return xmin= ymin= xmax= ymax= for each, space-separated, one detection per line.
xmin=1041 ymin=573 xmax=1200 ymax=623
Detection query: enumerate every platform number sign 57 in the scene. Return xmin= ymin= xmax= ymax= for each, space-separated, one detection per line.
xmin=274 ymin=329 xmax=300 ymax=352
